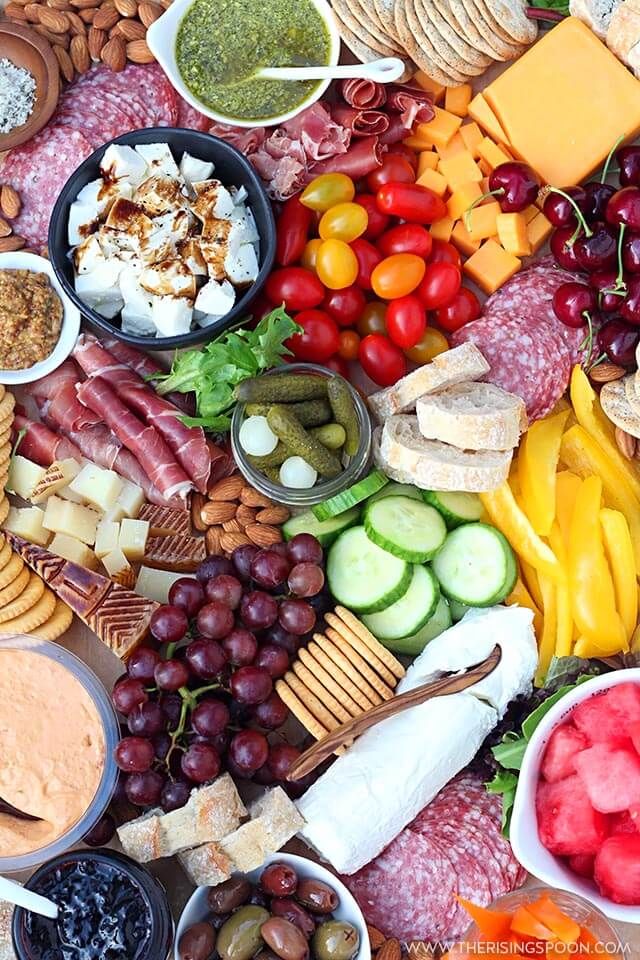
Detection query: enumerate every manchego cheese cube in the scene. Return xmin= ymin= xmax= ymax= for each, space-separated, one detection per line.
xmin=136 ymin=566 xmax=193 ymax=604
xmin=42 ymin=497 xmax=100 ymax=545
xmin=49 ymin=533 xmax=98 ymax=570
xmin=119 ymin=517 xmax=150 ymax=561
xmin=7 ymin=456 xmax=46 ymax=501
xmin=31 ymin=459 xmax=82 ymax=504
xmin=95 ymin=519 xmax=121 ymax=560
xmin=102 ymin=547 xmax=132 ymax=581
xmin=69 ymin=463 xmax=124 ymax=513
xmin=497 ymin=212 xmax=532 ymax=256
xmin=3 ymin=506 xmax=51 ymax=547
xmin=103 ymin=503 xmax=127 ymax=524
xmin=116 ymin=479 xmax=145 ymax=519
xmin=463 ymin=239 xmax=521 ymax=294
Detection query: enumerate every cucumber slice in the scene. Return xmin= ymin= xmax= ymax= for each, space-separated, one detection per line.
xmin=368 ymin=482 xmax=422 ymax=504
xmin=361 ymin=564 xmax=439 ymax=641
xmin=327 ymin=525 xmax=411 ymax=613
xmin=449 ymin=599 xmax=471 ymax=622
xmin=282 ymin=506 xmax=360 ymax=546
xmin=312 ymin=469 xmax=389 ymax=521
xmin=422 ymin=490 xmax=483 ymax=528
xmin=432 ymin=522 xmax=517 ymax=607
xmin=380 ymin=597 xmax=453 ymax=655
xmin=364 ymin=496 xmax=447 ymax=563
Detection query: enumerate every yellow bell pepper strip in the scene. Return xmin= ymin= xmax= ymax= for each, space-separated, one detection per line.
xmin=568 ymin=476 xmax=627 ymax=654
xmin=570 ymin=365 xmax=640 ymax=503
xmin=555 ymin=470 xmax=582 ymax=549
xmin=547 ymin=522 xmax=574 ymax=659
xmin=537 ymin=571 xmax=558 ymax=687
xmin=560 ymin=424 xmax=640 ymax=576
xmin=632 ymin=624 xmax=640 ymax=653
xmin=600 ymin=508 xmax=636 ymax=644
xmin=520 ymin=557 xmax=544 ymax=610
xmin=518 ymin=409 xmax=569 ymax=536
xmin=480 ymin=483 xmax=565 ymax=585
xmin=506 ymin=576 xmax=544 ymax=637
xmin=574 ymin=635 xmax=619 ymax=658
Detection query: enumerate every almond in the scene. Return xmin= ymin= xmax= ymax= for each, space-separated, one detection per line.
xmin=48 ymin=0 xmax=73 ymax=9
xmin=0 ymin=218 xmax=11 ymax=239
xmin=245 ymin=523 xmax=282 ymax=547
xmin=239 ymin=485 xmax=273 ymax=509
xmin=10 ymin=0 xmax=32 ymax=6
xmin=220 ymin=531 xmax=251 ymax=553
xmin=53 ymin=42 xmax=75 ymax=80
xmin=235 ymin=504 xmax=257 ymax=529
xmin=589 ymin=362 xmax=626 ymax=383
xmin=38 ymin=6 xmax=69 ymax=29
xmin=191 ymin=492 xmax=208 ymax=533
xmin=159 ymin=0 xmax=172 ymax=8
xmin=376 ymin=941 xmax=401 ymax=960
xmin=0 ymin=236 xmax=26 ymax=253
xmin=23 ymin=2 xmax=42 ymax=19
xmin=207 ymin=475 xmax=245 ymax=502
xmin=5 ymin=3 xmax=29 ymax=19
xmin=93 ymin=3 xmax=119 ymax=26
xmin=0 ymin=185 xmax=21 ymax=220
xmin=222 ymin=518 xmax=243 ymax=534
xmin=88 ymin=25 xmax=106 ymax=56
xmin=67 ymin=10 xmax=87 ymax=33
xmin=115 ymin=17 xmax=145 ymax=38
xmin=79 ymin=6 xmax=97 ymax=20
xmin=126 ymin=38 xmax=155 ymax=62
xmin=205 ymin=526 xmax=223 ymax=555
xmin=114 ymin=0 xmax=136 ymax=14
xmin=201 ymin=501 xmax=237 ymax=525
xmin=101 ymin=34 xmax=126 ymax=69
xmin=137 ymin=0 xmax=161 ymax=23
xmin=616 ymin=427 xmax=636 ymax=460
xmin=256 ymin=506 xmax=290 ymax=525
xmin=366 ymin=927 xmax=386 ymax=952
xmin=70 ymin=33 xmax=91 ymax=71
xmin=70 ymin=0 xmax=98 ymax=8
xmin=36 ymin=22 xmax=69 ymax=43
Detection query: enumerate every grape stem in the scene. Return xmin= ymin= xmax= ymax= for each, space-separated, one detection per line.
xmin=600 ymin=135 xmax=625 ymax=184
xmin=164 ymin=682 xmax=223 ymax=770
xmin=547 ymin=187 xmax=593 ymax=245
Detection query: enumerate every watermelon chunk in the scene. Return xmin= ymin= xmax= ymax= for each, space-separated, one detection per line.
xmin=541 ymin=723 xmax=588 ymax=783
xmin=568 ymin=854 xmax=595 ymax=879
xmin=536 ymin=776 xmax=609 ymax=856
xmin=594 ymin=834 xmax=640 ymax=904
xmin=630 ymin=721 xmax=640 ymax=755
xmin=610 ymin=808 xmax=640 ymax=835
xmin=571 ymin=683 xmax=640 ymax=744
xmin=574 ymin=743 xmax=640 ymax=813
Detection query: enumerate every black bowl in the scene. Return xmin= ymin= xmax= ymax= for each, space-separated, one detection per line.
xmin=48 ymin=127 xmax=276 ymax=350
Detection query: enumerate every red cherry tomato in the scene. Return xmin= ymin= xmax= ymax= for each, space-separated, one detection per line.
xmin=371 ymin=253 xmax=426 ymax=300
xmin=435 ymin=287 xmax=482 ymax=333
xmin=376 ymin=183 xmax=447 ymax=224
xmin=265 ymin=267 xmax=325 ymax=311
xmin=355 ymin=194 xmax=390 ymax=241
xmin=416 ymin=262 xmax=461 ymax=310
xmin=429 ymin=238 xmax=462 ymax=269
xmin=286 ymin=309 xmax=340 ymax=363
xmin=366 ymin=155 xmax=416 ymax=192
xmin=386 ymin=295 xmax=427 ymax=349
xmin=325 ymin=355 xmax=349 ymax=378
xmin=323 ymin=285 xmax=367 ymax=327
xmin=275 ymin=196 xmax=312 ymax=267
xmin=350 ymin=237 xmax=383 ymax=290
xmin=338 ymin=329 xmax=361 ymax=360
xmin=377 ymin=224 xmax=433 ymax=259
xmin=386 ymin=142 xmax=419 ymax=170
xmin=358 ymin=333 xmax=407 ymax=387
xmin=357 ymin=301 xmax=387 ymax=337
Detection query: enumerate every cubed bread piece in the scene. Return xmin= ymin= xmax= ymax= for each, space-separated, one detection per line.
xmin=178 ymin=843 xmax=233 ymax=887
xmin=220 ymin=787 xmax=305 ymax=872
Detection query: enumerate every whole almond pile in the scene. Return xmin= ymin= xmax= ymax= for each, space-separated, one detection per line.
xmin=4 ymin=0 xmax=169 ymax=82
xmin=368 ymin=929 xmax=443 ymax=960
xmin=192 ymin=475 xmax=291 ymax=556
xmin=0 ymin=185 xmax=27 ymax=255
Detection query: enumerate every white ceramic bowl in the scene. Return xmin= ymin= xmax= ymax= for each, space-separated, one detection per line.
xmin=510 ymin=668 xmax=640 ymax=923
xmin=0 ymin=251 xmax=80 ymax=385
xmin=146 ymin=0 xmax=341 ymax=128
xmin=175 ymin=853 xmax=370 ymax=960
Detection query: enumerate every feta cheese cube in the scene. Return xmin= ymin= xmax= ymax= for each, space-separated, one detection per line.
xmin=121 ymin=307 xmax=158 ymax=336
xmin=151 ymin=296 xmax=193 ymax=337
xmin=136 ymin=175 xmax=188 ymax=216
xmin=195 ymin=278 xmax=235 ymax=317
xmin=179 ymin=238 xmax=208 ymax=276
xmin=180 ymin=152 xmax=215 ymax=186
xmin=75 ymin=261 xmax=125 ymax=318
xmin=225 ymin=243 xmax=259 ymax=285
xmin=135 ymin=143 xmax=181 ymax=180
xmin=74 ymin=235 xmax=107 ymax=275
xmin=231 ymin=185 xmax=248 ymax=205
xmin=101 ymin=144 xmax=149 ymax=187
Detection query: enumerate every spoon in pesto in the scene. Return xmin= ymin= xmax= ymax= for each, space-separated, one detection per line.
xmin=257 ymin=56 xmax=406 ymax=83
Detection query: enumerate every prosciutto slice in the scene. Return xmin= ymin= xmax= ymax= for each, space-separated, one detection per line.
xmin=75 ymin=377 xmax=192 ymax=501
xmin=29 ymin=360 xmax=101 ymax=433
xmin=28 ymin=359 xmax=81 ymax=400
xmin=339 ymin=78 xmax=386 ymax=109
xmin=331 ymin=106 xmax=389 ymax=138
xmin=13 ymin=414 xmax=83 ymax=466
xmin=386 ymin=85 xmax=435 ymax=127
xmin=73 ymin=335 xmax=211 ymax=492
xmin=307 ymin=136 xmax=383 ymax=180
xmin=101 ymin=337 xmax=195 ymax=415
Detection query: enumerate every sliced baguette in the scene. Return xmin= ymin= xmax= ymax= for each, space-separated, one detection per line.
xmin=0 ymin=896 xmax=15 ymax=960
xmin=375 ymin=415 xmax=512 ymax=492
xmin=416 ymin=382 xmax=527 ymax=451
xmin=572 ymin=0 xmax=621 ymax=37
xmin=601 ymin=376 xmax=640 ymax=438
xmin=219 ymin=787 xmax=305 ymax=873
xmin=368 ymin=343 xmax=490 ymax=422
xmin=178 ymin=842 xmax=233 ymax=887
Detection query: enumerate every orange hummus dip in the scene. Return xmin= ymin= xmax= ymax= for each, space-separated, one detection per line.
xmin=0 ymin=649 xmax=105 ymax=858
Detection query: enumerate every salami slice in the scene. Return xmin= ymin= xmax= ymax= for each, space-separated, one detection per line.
xmin=177 ymin=96 xmax=211 ymax=131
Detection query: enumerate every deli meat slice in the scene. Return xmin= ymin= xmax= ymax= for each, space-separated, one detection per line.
xmin=13 ymin=414 xmax=83 ymax=467
xmin=101 ymin=338 xmax=195 ymax=416
xmin=386 ymin=85 xmax=435 ymax=126
xmin=331 ymin=106 xmax=390 ymax=138
xmin=339 ymin=78 xmax=386 ymax=109
xmin=306 ymin=136 xmax=383 ymax=181
xmin=177 ymin=96 xmax=210 ymax=131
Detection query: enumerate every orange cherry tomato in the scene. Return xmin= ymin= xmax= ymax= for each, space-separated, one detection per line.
xmin=404 ymin=327 xmax=449 ymax=363
xmin=319 ymin=202 xmax=368 ymax=242
xmin=371 ymin=253 xmax=426 ymax=300
xmin=357 ymin=301 xmax=387 ymax=337
xmin=338 ymin=329 xmax=361 ymax=360
xmin=301 ymin=238 xmax=322 ymax=273
xmin=316 ymin=239 xmax=359 ymax=290
xmin=300 ymin=173 xmax=355 ymax=211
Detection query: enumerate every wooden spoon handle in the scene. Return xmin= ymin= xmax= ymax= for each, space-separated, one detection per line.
xmin=287 ymin=645 xmax=502 ymax=781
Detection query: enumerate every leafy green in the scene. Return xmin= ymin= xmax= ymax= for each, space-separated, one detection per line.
xmin=486 ymin=770 xmax=518 ymax=832
xmin=529 ymin=0 xmax=570 ymax=14
xmin=152 ymin=307 xmax=301 ymax=432
xmin=545 ymin=655 xmax=607 ymax=690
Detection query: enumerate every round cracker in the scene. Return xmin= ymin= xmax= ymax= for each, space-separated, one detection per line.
xmin=276 ymin=677 xmax=332 ymax=741
xmin=298 ymin=647 xmax=362 ymax=718
xmin=334 ymin=9 xmax=415 ymax=80
xmin=325 ymin=627 xmax=395 ymax=700
xmin=0 ymin=497 xmax=9 ymax=527
xmin=0 ymin=393 xmax=15 ymax=424
xmin=30 ymin=598 xmax=74 ymax=641
xmin=481 ymin=0 xmax=537 ymax=43
xmin=373 ymin=0 xmax=403 ymax=44
xmin=0 ymin=586 xmax=56 ymax=635
xmin=325 ymin=610 xmax=402 ymax=687
xmin=600 ymin=378 xmax=640 ymax=438
xmin=292 ymin=661 xmax=353 ymax=724
xmin=313 ymin=634 xmax=384 ymax=705
xmin=460 ymin=0 xmax=524 ymax=57
xmin=0 ymin=553 xmax=23 ymax=590
xmin=307 ymin=641 xmax=375 ymax=712
xmin=0 ymin=538 xmax=11 ymax=571
xmin=0 ymin=573 xmax=45 ymax=624
xmin=394 ymin=0 xmax=456 ymax=85
xmin=0 ymin=428 xmax=11 ymax=450
xmin=413 ymin=0 xmax=487 ymax=76
xmin=0 ymin=566 xmax=30 ymax=609
xmin=0 ymin=443 xmax=10 ymax=468
xmin=0 ymin=384 xmax=4 ymax=405
xmin=416 ymin=0 xmax=492 ymax=69
xmin=330 ymin=0 xmax=400 ymax=56
xmin=399 ymin=0 xmax=468 ymax=83
xmin=440 ymin=0 xmax=505 ymax=59
xmin=351 ymin=0 xmax=403 ymax=51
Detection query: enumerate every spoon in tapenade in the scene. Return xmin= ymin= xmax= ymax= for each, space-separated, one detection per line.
xmin=258 ymin=56 xmax=406 ymax=83
xmin=0 ymin=876 xmax=59 ymax=919
xmin=0 ymin=797 xmax=42 ymax=822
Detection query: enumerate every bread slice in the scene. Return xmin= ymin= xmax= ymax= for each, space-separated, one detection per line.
xmin=375 ymin=415 xmax=512 ymax=492
xmin=368 ymin=343 xmax=490 ymax=422
xmin=601 ymin=376 xmax=640 ymax=438
xmin=178 ymin=842 xmax=233 ymax=886
xmin=220 ymin=787 xmax=305 ymax=873
xmin=416 ymin=381 xmax=527 ymax=451
xmin=572 ymin=0 xmax=621 ymax=37
xmin=0 ymin=896 xmax=15 ymax=960
xmin=117 ymin=774 xmax=246 ymax=862
xmin=607 ymin=0 xmax=640 ymax=59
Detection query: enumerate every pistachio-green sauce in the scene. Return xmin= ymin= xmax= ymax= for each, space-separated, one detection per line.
xmin=176 ymin=0 xmax=332 ymax=122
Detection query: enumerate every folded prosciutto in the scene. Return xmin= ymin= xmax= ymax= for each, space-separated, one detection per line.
xmin=101 ymin=338 xmax=195 ymax=416
xmin=339 ymin=78 xmax=386 ymax=109
xmin=331 ymin=106 xmax=389 ymax=138
xmin=306 ymin=136 xmax=383 ymax=180
xmin=13 ymin=414 xmax=83 ymax=467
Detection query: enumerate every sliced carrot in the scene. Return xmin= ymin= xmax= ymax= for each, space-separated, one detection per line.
xmin=457 ymin=898 xmax=512 ymax=940
xmin=577 ymin=927 xmax=601 ymax=954
xmin=510 ymin=905 xmax=557 ymax=941
xmin=526 ymin=896 xmax=581 ymax=943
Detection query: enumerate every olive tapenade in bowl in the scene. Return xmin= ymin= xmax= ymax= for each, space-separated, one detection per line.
xmin=146 ymin=0 xmax=340 ymax=128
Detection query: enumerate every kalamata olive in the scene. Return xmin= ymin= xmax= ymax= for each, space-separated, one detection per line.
xmin=179 ymin=922 xmax=217 ymax=960
xmin=312 ymin=921 xmax=360 ymax=960
xmin=208 ymin=877 xmax=253 ymax=914
xmin=217 ymin=906 xmax=270 ymax=960
xmin=255 ymin=951 xmax=281 ymax=960
xmin=261 ymin=917 xmax=310 ymax=960
xmin=261 ymin=862 xmax=299 ymax=897
xmin=271 ymin=898 xmax=316 ymax=939
xmin=295 ymin=879 xmax=339 ymax=915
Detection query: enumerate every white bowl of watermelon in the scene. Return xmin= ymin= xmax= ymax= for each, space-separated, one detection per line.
xmin=511 ymin=670 xmax=640 ymax=923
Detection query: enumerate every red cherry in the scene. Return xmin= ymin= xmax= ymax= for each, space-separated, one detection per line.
xmin=573 ymin=222 xmax=617 ymax=273
xmin=488 ymin=162 xmax=539 ymax=212
xmin=550 ymin=226 xmax=581 ymax=271
xmin=589 ymin=269 xmax=627 ymax=313
xmin=583 ymin=182 xmax=616 ymax=223
xmin=618 ymin=146 xmax=640 ymax=187
xmin=623 ymin=232 xmax=640 ymax=273
xmin=621 ymin=276 xmax=640 ymax=325
xmin=606 ymin=186 xmax=640 ymax=230
xmin=543 ymin=186 xmax=586 ymax=228
xmin=552 ymin=282 xmax=596 ymax=329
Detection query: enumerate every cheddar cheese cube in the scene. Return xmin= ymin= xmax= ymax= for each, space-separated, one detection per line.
xmin=403 ymin=133 xmax=434 ymax=151
xmin=414 ymin=71 xmax=445 ymax=103
xmin=467 ymin=92 xmax=509 ymax=144
xmin=466 ymin=200 xmax=501 ymax=241
xmin=478 ymin=138 xmax=512 ymax=170
xmin=451 ymin=220 xmax=481 ymax=256
xmin=435 ymin=133 xmax=466 ymax=160
xmin=478 ymin=157 xmax=492 ymax=176
xmin=527 ymin=211 xmax=554 ymax=252
xmin=447 ymin=181 xmax=482 ymax=221
xmin=416 ymin=107 xmax=462 ymax=148
xmin=459 ymin=121 xmax=484 ymax=158
xmin=430 ymin=217 xmax=455 ymax=242
xmin=417 ymin=150 xmax=439 ymax=176
xmin=463 ymin=239 xmax=521 ymax=294
xmin=416 ymin=168 xmax=448 ymax=197
xmin=496 ymin=212 xmax=532 ymax=256
xmin=522 ymin=204 xmax=539 ymax=223
xmin=438 ymin=151 xmax=482 ymax=191
xmin=445 ymin=83 xmax=473 ymax=117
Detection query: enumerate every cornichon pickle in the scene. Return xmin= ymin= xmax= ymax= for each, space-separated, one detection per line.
xmin=310 ymin=423 xmax=346 ymax=450
xmin=327 ymin=377 xmax=359 ymax=457
xmin=267 ymin=406 xmax=342 ymax=478
xmin=262 ymin=466 xmax=282 ymax=484
xmin=248 ymin=443 xmax=291 ymax=469
xmin=237 ymin=375 xmax=327 ymax=404
xmin=245 ymin=399 xmax=332 ymax=427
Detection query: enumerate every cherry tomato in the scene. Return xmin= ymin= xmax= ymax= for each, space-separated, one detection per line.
xmin=338 ymin=329 xmax=361 ymax=360
xmin=359 ymin=333 xmax=407 ymax=386
xmin=416 ymin=262 xmax=461 ymax=310
xmin=350 ymin=237 xmax=383 ymax=290
xmin=377 ymin=224 xmax=433 ymax=259
xmin=265 ymin=267 xmax=325 ymax=311
xmin=300 ymin=173 xmax=355 ymax=211
xmin=275 ymin=196 xmax=312 ymax=267
xmin=366 ymin=155 xmax=416 ymax=192
xmin=323 ymin=285 xmax=366 ymax=327
xmin=318 ymin=202 xmax=368 ymax=242
xmin=316 ymin=239 xmax=359 ymax=290
xmin=250 ymin=296 xmax=272 ymax=326
xmin=435 ymin=287 xmax=481 ymax=333
xmin=357 ymin=301 xmax=387 ymax=337
xmin=386 ymin=295 xmax=427 ymax=349
xmin=376 ymin=183 xmax=447 ymax=224
xmin=325 ymin=355 xmax=349 ymax=378
xmin=286 ymin=309 xmax=340 ymax=363
xmin=429 ymin=238 xmax=462 ymax=269
xmin=386 ymin=142 xmax=419 ymax=170
xmin=371 ymin=253 xmax=426 ymax=300
xmin=300 ymin=238 xmax=322 ymax=272
xmin=355 ymin=195 xmax=390 ymax=241
xmin=405 ymin=327 xmax=449 ymax=363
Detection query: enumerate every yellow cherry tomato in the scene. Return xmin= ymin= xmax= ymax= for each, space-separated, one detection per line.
xmin=318 ymin=202 xmax=368 ymax=242
xmin=316 ymin=239 xmax=359 ymax=290
xmin=357 ymin=301 xmax=387 ymax=337
xmin=404 ymin=327 xmax=449 ymax=363
xmin=300 ymin=173 xmax=355 ymax=211
xmin=301 ymin=238 xmax=322 ymax=273
xmin=371 ymin=253 xmax=426 ymax=300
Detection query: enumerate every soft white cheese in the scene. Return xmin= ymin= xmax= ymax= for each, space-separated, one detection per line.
xmin=151 ymin=296 xmax=193 ymax=337
xmin=225 ymin=243 xmax=259 ymax=285
xmin=180 ymin=152 xmax=215 ymax=186
xmin=195 ymin=278 xmax=235 ymax=317
xmin=135 ymin=143 xmax=182 ymax=180
xmin=101 ymin=144 xmax=149 ymax=187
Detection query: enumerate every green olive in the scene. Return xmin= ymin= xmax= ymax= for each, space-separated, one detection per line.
xmin=312 ymin=921 xmax=360 ymax=960
xmin=217 ymin=905 xmax=270 ymax=960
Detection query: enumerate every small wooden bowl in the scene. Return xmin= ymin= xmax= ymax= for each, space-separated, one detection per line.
xmin=0 ymin=21 xmax=60 ymax=153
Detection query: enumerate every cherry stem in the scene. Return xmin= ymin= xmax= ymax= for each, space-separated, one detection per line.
xmin=547 ymin=187 xmax=593 ymax=244
xmin=614 ymin=222 xmax=627 ymax=291
xmin=464 ymin=189 xmax=503 ymax=231
xmin=600 ymin=135 xmax=625 ymax=184
xmin=587 ymin=352 xmax=609 ymax=374
xmin=579 ymin=312 xmax=594 ymax=368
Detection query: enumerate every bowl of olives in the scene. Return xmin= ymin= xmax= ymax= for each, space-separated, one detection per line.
xmin=175 ymin=853 xmax=369 ymax=960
